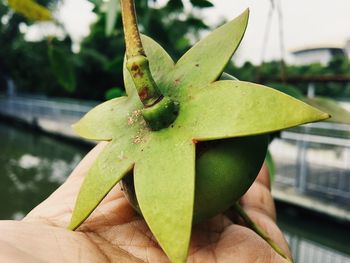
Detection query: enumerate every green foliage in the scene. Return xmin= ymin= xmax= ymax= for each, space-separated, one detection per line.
xmin=0 ymin=0 xmax=76 ymax=96
xmin=259 ymin=60 xmax=281 ymax=77
xmin=48 ymin=41 xmax=76 ymax=92
xmin=1 ymin=0 xmax=214 ymax=101
xmin=87 ymin=0 xmax=102 ymax=6
xmin=228 ymin=61 xmax=256 ymax=81
xmin=105 ymin=87 xmax=124 ymax=100
xmin=71 ymin=0 xmax=215 ymax=101
xmin=165 ymin=0 xmax=184 ymax=12
xmin=329 ymin=55 xmax=350 ymax=74
xmin=0 ymin=24 xmax=74 ymax=96
xmin=190 ymin=0 xmax=214 ymax=8
xmin=2 ymin=0 xmax=349 ymax=103
xmin=228 ymin=56 xmax=350 ymax=99
xmin=9 ymin=40 xmax=56 ymax=94
xmin=75 ymin=15 xmax=124 ymax=100
xmin=135 ymin=0 xmax=211 ymax=60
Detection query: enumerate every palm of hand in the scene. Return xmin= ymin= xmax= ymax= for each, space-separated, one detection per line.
xmin=0 ymin=142 xmax=291 ymax=263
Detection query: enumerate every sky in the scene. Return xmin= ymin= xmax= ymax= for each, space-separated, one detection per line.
xmin=203 ymin=0 xmax=350 ymax=64
xmin=38 ymin=0 xmax=350 ymax=65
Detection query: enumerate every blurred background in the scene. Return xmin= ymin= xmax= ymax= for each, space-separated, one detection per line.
xmin=0 ymin=0 xmax=349 ymax=262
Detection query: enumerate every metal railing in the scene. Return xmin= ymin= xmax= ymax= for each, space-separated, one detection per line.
xmin=270 ymin=122 xmax=350 ymax=204
xmin=284 ymin=232 xmax=350 ymax=263
xmin=0 ymin=95 xmax=97 ymax=124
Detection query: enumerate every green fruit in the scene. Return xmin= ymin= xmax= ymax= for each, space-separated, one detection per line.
xmin=193 ymin=135 xmax=268 ymax=223
xmin=121 ymin=134 xmax=268 ymax=223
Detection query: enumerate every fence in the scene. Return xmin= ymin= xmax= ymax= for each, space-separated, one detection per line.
xmin=270 ymin=122 xmax=350 ymax=204
xmin=285 ymin=232 xmax=350 ymax=263
xmin=0 ymin=95 xmax=97 ymax=124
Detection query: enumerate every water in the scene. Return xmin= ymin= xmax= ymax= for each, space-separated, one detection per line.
xmin=0 ymin=121 xmax=349 ymax=262
xmin=277 ymin=204 xmax=350 ymax=263
xmin=0 ymin=122 xmax=89 ymax=219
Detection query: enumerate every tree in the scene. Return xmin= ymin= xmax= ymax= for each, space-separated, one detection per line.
xmin=0 ymin=0 xmax=76 ymax=96
xmin=75 ymin=0 xmax=214 ymax=100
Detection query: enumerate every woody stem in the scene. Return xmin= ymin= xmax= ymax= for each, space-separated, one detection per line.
xmin=119 ymin=0 xmax=179 ymax=131
xmin=120 ymin=0 xmax=162 ymax=107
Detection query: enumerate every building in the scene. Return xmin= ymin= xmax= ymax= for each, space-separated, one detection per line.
xmin=290 ymin=40 xmax=350 ymax=66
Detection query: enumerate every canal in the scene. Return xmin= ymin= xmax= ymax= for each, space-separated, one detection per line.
xmin=0 ymin=121 xmax=349 ymax=262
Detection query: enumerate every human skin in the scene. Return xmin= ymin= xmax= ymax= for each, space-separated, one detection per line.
xmin=0 ymin=142 xmax=292 ymax=263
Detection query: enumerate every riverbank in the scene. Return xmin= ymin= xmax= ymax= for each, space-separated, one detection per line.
xmin=273 ymin=186 xmax=350 ymax=222
xmin=0 ymin=108 xmax=95 ymax=148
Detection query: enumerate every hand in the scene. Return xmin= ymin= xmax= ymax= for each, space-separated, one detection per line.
xmin=0 ymin=142 xmax=292 ymax=262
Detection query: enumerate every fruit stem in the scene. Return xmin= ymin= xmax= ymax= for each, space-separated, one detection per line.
xmin=120 ymin=0 xmax=162 ymax=107
xmin=119 ymin=0 xmax=178 ymax=130
xmin=233 ymin=202 xmax=294 ymax=263
xmin=120 ymin=0 xmax=144 ymax=59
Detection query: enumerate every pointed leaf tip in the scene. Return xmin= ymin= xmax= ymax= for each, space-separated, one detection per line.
xmin=72 ymin=96 xmax=143 ymax=141
xmin=134 ymin=134 xmax=195 ymax=263
xmin=180 ymin=81 xmax=330 ymax=141
xmin=169 ymin=9 xmax=249 ymax=96
xmin=244 ymin=7 xmax=250 ymax=16
xmin=69 ymin=142 xmax=136 ymax=230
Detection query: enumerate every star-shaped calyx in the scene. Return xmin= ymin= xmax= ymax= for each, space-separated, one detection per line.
xmin=69 ymin=10 xmax=328 ymax=263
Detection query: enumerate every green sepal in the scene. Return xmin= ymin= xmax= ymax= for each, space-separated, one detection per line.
xmin=72 ymin=96 xmax=143 ymax=141
xmin=178 ymin=80 xmax=330 ymax=141
xmin=165 ymin=9 xmax=249 ymax=97
xmin=74 ymin=36 xmax=173 ymax=141
xmin=68 ymin=142 xmax=136 ymax=230
xmin=134 ymin=133 xmax=195 ymax=263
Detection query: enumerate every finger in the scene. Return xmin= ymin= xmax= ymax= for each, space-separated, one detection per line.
xmin=256 ymin=162 xmax=271 ymax=190
xmin=242 ymin=209 xmax=292 ymax=261
xmin=240 ymin=161 xmax=276 ymax=221
xmin=235 ymin=164 xmax=292 ymax=261
xmin=0 ymin=220 xmax=143 ymax=263
xmin=189 ymin=214 xmax=233 ymax=255
xmin=189 ymin=222 xmax=291 ymax=263
xmin=224 ymin=162 xmax=275 ymax=224
xmin=24 ymin=141 xmax=136 ymax=229
xmin=78 ymin=183 xmax=138 ymax=231
xmin=240 ymin=180 xmax=277 ymax=221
